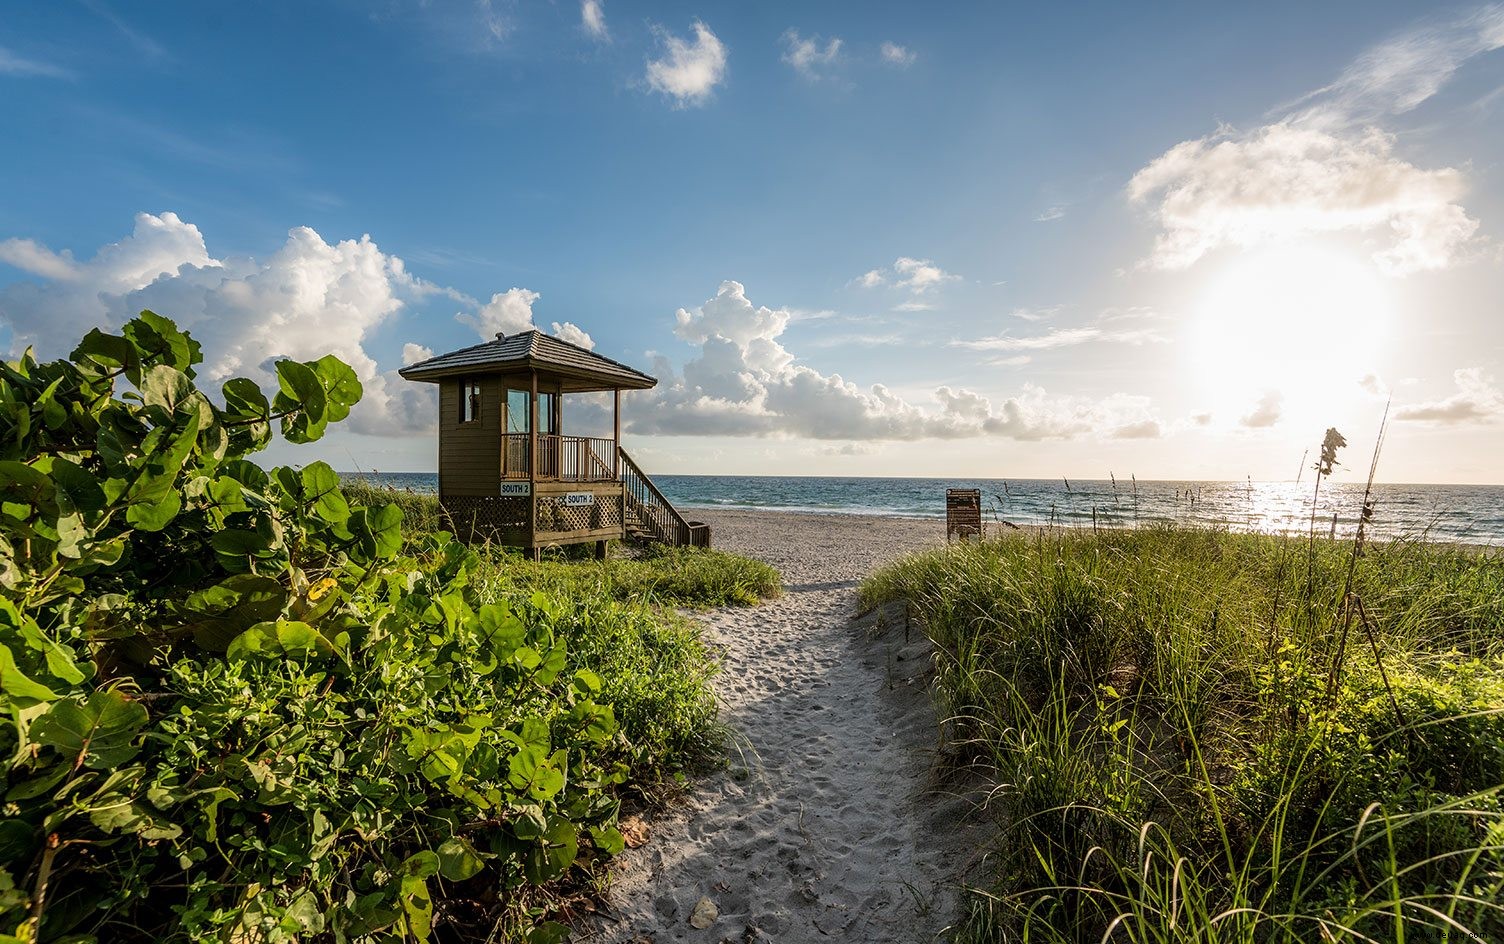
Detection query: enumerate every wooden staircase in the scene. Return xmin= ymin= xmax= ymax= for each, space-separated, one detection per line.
xmin=619 ymin=447 xmax=710 ymax=548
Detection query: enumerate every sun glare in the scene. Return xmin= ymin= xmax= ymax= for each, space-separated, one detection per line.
xmin=1188 ymin=245 xmax=1392 ymax=423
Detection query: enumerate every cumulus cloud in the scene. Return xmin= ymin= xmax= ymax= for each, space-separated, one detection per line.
xmin=1240 ymin=391 xmax=1284 ymax=428
xmin=0 ymin=213 xmax=600 ymax=437
xmin=782 ymin=29 xmax=842 ymax=80
xmin=0 ymin=212 xmax=442 ymax=436
xmin=631 ymin=280 xmax=1162 ymax=442
xmin=645 ymin=20 xmax=726 ymax=107
xmin=580 ymin=0 xmax=608 ymax=41
xmin=1129 ymin=6 xmax=1501 ymax=274
xmin=854 ymin=257 xmax=960 ymax=309
xmin=1129 ymin=124 xmax=1477 ymax=274
xmin=1395 ymin=368 xmax=1503 ymax=423
xmin=880 ymin=41 xmax=916 ymax=67
xmin=456 ymin=287 xmax=595 ymax=350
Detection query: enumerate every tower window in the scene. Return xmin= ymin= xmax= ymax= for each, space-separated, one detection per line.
xmin=459 ymin=379 xmax=481 ymax=423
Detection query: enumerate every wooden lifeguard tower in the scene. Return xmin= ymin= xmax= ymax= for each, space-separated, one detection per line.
xmin=399 ymin=330 xmax=707 ymax=557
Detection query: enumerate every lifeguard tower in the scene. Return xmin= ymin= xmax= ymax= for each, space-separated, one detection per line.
xmin=399 ymin=330 xmax=707 ymax=557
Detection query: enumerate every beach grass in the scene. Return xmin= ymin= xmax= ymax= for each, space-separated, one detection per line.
xmin=861 ymin=525 xmax=1504 ymax=942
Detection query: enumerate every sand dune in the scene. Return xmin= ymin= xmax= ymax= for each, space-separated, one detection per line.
xmin=584 ymin=509 xmax=984 ymax=943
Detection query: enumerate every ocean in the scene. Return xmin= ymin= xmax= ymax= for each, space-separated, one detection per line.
xmin=341 ymin=472 xmax=1504 ymax=546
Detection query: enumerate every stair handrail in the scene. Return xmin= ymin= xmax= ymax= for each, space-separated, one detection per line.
xmin=618 ymin=446 xmax=697 ymax=545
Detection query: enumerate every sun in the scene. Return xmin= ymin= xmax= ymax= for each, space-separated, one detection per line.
xmin=1187 ymin=245 xmax=1393 ymax=423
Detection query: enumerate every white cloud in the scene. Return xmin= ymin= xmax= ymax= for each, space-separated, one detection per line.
xmin=956 ymin=317 xmax=1165 ymax=353
xmin=0 ymin=212 xmax=443 ymax=436
xmin=645 ymin=20 xmax=727 ymax=107
xmin=455 ymin=287 xmax=594 ymax=350
xmin=1289 ymin=5 xmax=1504 ymax=126
xmin=1010 ymin=306 xmax=1059 ymax=322
xmin=1129 ymin=124 xmax=1477 ymax=274
xmin=581 ymin=0 xmax=608 ymax=41
xmin=550 ymin=321 xmax=596 ymax=350
xmin=880 ymin=41 xmax=916 ymax=67
xmin=402 ymin=342 xmax=434 ymax=366
xmin=1034 ymin=205 xmax=1066 ymax=222
xmin=892 ymin=256 xmax=957 ymax=293
xmin=460 ymin=287 xmax=541 ymax=338
xmin=782 ymin=29 xmax=842 ymax=80
xmin=1395 ymin=368 xmax=1503 ymax=423
xmin=1240 ymin=390 xmax=1284 ymax=428
xmin=1129 ymin=7 xmax=1503 ymax=275
xmin=632 ymin=280 xmax=1162 ymax=442
xmin=854 ymin=257 xmax=960 ymax=309
xmin=0 ymin=47 xmax=72 ymax=79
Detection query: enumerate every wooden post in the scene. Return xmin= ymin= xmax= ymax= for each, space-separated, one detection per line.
xmin=594 ymin=540 xmax=607 ymax=560
xmin=613 ymin=389 xmax=621 ymax=476
xmin=529 ymin=371 xmax=539 ymax=554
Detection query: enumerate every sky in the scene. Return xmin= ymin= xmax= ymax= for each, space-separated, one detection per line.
xmin=1 ymin=1 xmax=1502 ymax=483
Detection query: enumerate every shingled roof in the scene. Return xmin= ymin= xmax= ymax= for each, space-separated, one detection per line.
xmin=398 ymin=330 xmax=657 ymax=392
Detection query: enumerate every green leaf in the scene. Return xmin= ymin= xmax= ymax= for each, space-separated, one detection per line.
xmin=30 ymin=690 xmax=149 ymax=769
xmin=522 ymin=819 xmax=578 ymax=884
xmin=139 ymin=364 xmax=193 ymax=413
xmin=182 ymin=575 xmax=288 ymax=650
xmin=0 ymin=643 xmax=58 ymax=704
xmin=275 ymin=359 xmax=326 ymax=441
xmin=71 ymin=329 xmax=140 ymax=377
xmin=227 ymin=619 xmax=337 ymax=661
xmin=399 ymin=851 xmax=438 ymax=941
xmin=436 ymin=836 xmax=485 ymax=881
xmin=301 ymin=461 xmax=350 ymax=523
xmin=125 ymin=489 xmax=182 ymax=531
xmin=528 ymin=921 xmax=571 ymax=944
xmin=313 ymin=354 xmax=362 ymax=421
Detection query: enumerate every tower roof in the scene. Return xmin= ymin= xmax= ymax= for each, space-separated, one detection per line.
xmin=398 ymin=330 xmax=657 ymax=392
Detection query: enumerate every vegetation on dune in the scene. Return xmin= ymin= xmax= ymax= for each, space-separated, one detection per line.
xmin=862 ymin=526 xmax=1504 ymax=942
xmin=0 ymin=313 xmax=770 ymax=943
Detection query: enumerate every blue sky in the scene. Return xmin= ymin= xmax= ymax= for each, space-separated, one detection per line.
xmin=3 ymin=1 xmax=1503 ymax=482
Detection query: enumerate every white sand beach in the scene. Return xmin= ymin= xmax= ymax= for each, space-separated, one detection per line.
xmin=584 ymin=509 xmax=985 ymax=943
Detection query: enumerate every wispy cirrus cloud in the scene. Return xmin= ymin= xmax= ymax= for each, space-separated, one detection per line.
xmin=0 ymin=46 xmax=73 ymax=79
xmin=645 ymin=20 xmax=727 ymax=107
xmin=955 ymin=307 xmax=1166 ymax=353
xmin=1130 ymin=5 xmax=1503 ymax=275
xmin=1034 ymin=205 xmax=1066 ymax=222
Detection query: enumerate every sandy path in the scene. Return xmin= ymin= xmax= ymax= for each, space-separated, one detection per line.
xmin=584 ymin=510 xmax=981 ymax=943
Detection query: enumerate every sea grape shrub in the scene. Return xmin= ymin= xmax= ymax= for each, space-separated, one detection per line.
xmin=0 ymin=314 xmax=630 ymax=943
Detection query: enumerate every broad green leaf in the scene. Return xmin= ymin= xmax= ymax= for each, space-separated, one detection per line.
xmin=301 ymin=461 xmax=350 ymax=523
xmin=436 ymin=836 xmax=485 ymax=881
xmin=275 ymin=360 xmax=325 ymax=421
xmin=30 ymin=690 xmax=149 ymax=769
xmin=0 ymin=643 xmax=58 ymax=703
xmin=313 ymin=354 xmax=362 ymax=421
xmin=71 ymin=329 xmax=139 ymax=376
xmin=139 ymin=364 xmax=193 ymax=413
xmin=522 ymin=819 xmax=578 ymax=884
xmin=227 ymin=619 xmax=336 ymax=661
xmin=125 ymin=490 xmax=182 ymax=531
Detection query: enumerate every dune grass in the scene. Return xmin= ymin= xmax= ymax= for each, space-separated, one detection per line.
xmin=861 ymin=525 xmax=1504 ymax=942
